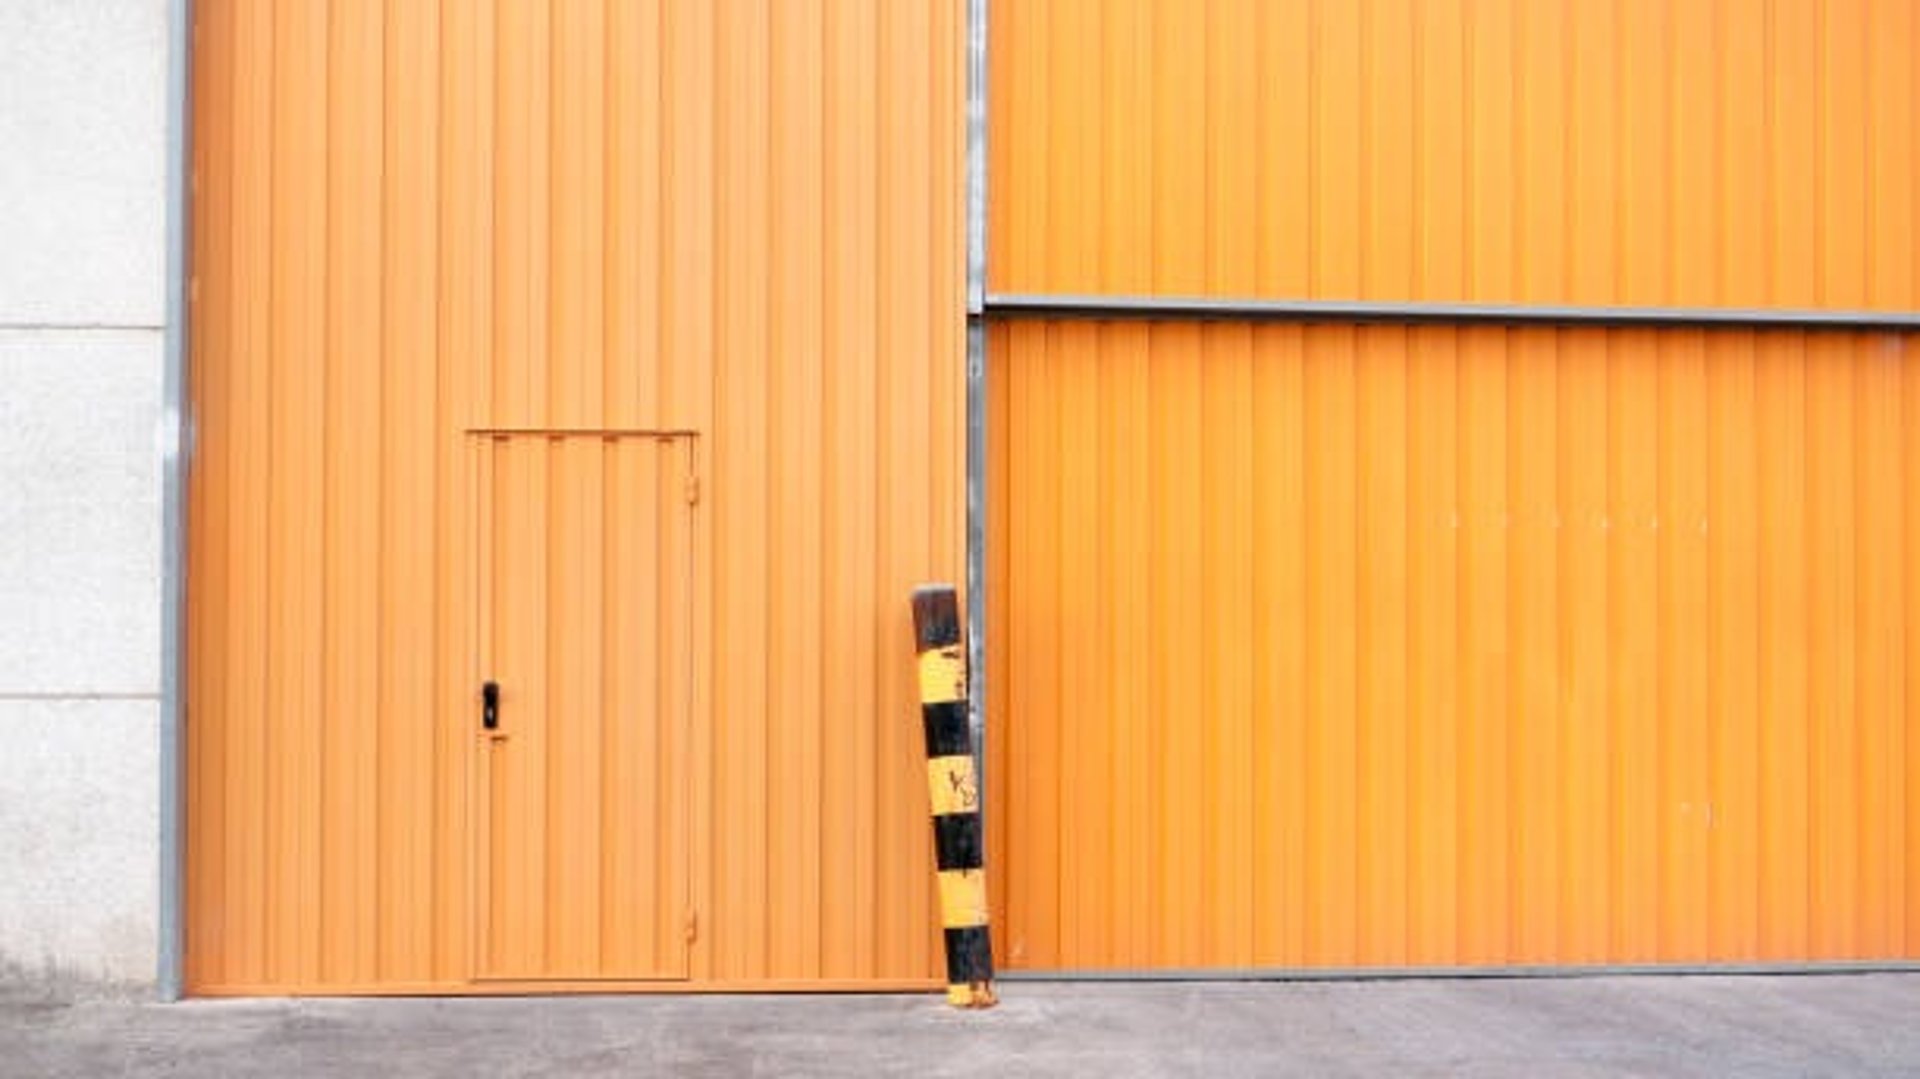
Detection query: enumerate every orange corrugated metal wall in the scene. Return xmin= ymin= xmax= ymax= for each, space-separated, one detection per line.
xmin=988 ymin=1 xmax=1920 ymax=969
xmin=186 ymin=0 xmax=962 ymax=994
xmin=990 ymin=0 xmax=1916 ymax=309
xmin=990 ymin=322 xmax=1919 ymax=969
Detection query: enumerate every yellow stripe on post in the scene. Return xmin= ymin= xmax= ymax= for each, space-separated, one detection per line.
xmin=936 ymin=869 xmax=990 ymax=928
xmin=917 ymin=644 xmax=967 ymax=704
xmin=925 ymin=755 xmax=979 ymax=816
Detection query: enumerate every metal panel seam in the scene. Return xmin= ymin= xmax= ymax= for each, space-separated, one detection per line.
xmin=985 ymin=293 xmax=1920 ymax=330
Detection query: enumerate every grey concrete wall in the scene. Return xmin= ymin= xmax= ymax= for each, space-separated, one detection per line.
xmin=0 ymin=1 xmax=170 ymax=988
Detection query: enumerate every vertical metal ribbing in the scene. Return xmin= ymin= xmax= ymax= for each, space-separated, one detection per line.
xmin=912 ymin=585 xmax=996 ymax=1008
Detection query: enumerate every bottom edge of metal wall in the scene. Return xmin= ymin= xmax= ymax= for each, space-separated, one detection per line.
xmin=1001 ymin=960 xmax=1920 ymax=982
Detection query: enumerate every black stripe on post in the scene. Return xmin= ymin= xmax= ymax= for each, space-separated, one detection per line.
xmin=911 ymin=587 xmax=963 ymax=652
xmin=932 ymin=814 xmax=985 ymax=871
xmin=943 ymin=926 xmax=996 ymax=987
xmin=911 ymin=584 xmax=997 ymax=1009
xmin=921 ymin=701 xmax=972 ymax=760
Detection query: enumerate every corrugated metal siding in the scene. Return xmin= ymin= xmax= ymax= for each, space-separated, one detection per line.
xmin=186 ymin=0 xmax=962 ymax=993
xmin=989 ymin=0 xmax=1918 ymax=310
xmin=988 ymin=321 xmax=1919 ymax=969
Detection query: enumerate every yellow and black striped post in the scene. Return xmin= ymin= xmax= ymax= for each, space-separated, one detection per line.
xmin=911 ymin=584 xmax=996 ymax=1009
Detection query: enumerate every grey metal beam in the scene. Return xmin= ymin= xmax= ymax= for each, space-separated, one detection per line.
xmin=965 ymin=0 xmax=989 ymax=848
xmin=157 ymin=0 xmax=195 ymax=1003
xmin=1002 ymin=960 xmax=1920 ymax=983
xmin=986 ymin=292 xmax=1920 ymax=330
xmin=965 ymin=1 xmax=987 ymax=319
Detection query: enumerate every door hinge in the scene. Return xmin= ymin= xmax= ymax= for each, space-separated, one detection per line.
xmin=684 ymin=475 xmax=701 ymax=505
xmin=683 ymin=909 xmax=699 ymax=944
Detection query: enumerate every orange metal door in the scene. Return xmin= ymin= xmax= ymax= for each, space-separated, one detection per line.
xmin=475 ymin=435 xmax=695 ymax=981
xmin=989 ymin=321 xmax=1920 ymax=972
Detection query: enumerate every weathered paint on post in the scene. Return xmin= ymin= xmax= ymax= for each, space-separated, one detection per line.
xmin=912 ymin=585 xmax=996 ymax=1008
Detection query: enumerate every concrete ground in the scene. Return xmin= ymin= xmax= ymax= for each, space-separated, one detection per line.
xmin=4 ymin=974 xmax=1918 ymax=1077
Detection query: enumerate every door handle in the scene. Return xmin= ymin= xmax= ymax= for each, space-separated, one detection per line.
xmin=482 ymin=681 xmax=500 ymax=730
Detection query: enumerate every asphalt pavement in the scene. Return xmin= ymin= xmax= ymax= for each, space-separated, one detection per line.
xmin=4 ymin=973 xmax=1918 ymax=1077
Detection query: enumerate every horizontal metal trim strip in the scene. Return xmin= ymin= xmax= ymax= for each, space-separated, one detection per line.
xmin=985 ymin=292 xmax=1920 ymax=330
xmin=1002 ymin=960 xmax=1920 ymax=982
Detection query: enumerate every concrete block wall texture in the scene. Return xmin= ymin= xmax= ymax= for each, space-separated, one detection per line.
xmin=0 ymin=0 xmax=170 ymax=988
xmin=0 ymin=3 xmax=168 ymax=327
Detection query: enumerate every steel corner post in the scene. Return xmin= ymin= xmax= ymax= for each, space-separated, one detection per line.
xmin=911 ymin=585 xmax=997 ymax=1009
xmin=158 ymin=0 xmax=196 ymax=1002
